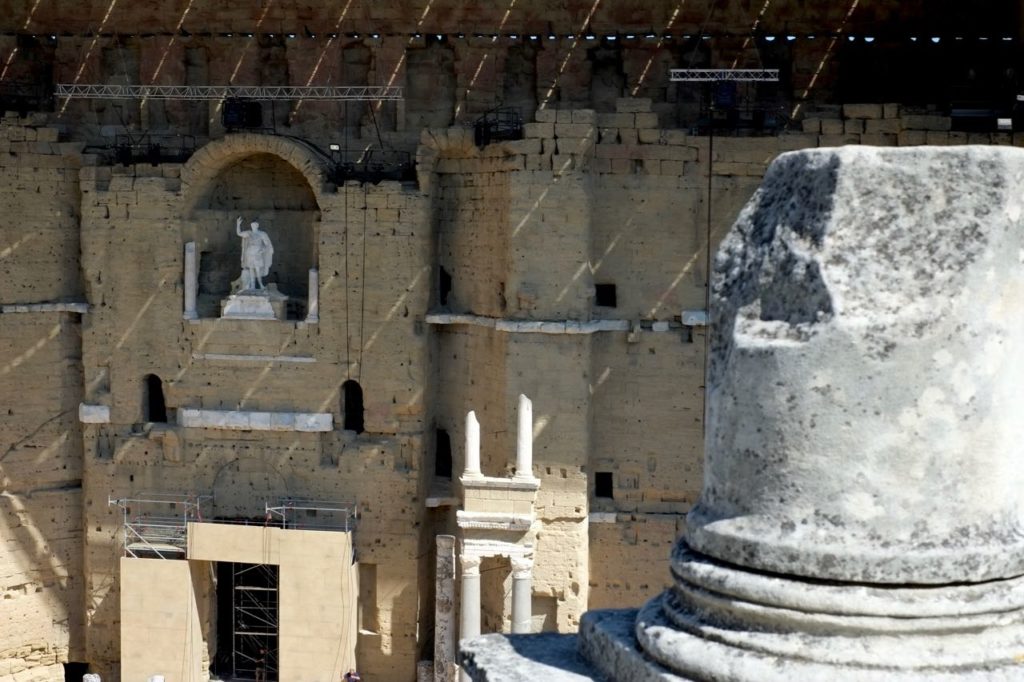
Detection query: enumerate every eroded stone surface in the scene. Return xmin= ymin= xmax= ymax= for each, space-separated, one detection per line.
xmin=690 ymin=146 xmax=1024 ymax=584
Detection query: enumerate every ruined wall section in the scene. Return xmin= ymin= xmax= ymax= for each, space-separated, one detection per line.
xmin=0 ymin=119 xmax=85 ymax=682
xmin=76 ymin=135 xmax=432 ymax=680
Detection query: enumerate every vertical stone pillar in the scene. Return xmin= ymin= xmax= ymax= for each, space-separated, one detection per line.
xmin=463 ymin=411 xmax=482 ymax=478
xmin=435 ymin=535 xmax=457 ymax=682
xmin=183 ymin=241 xmax=198 ymax=320
xmin=306 ymin=268 xmax=319 ymax=323
xmin=510 ymin=556 xmax=533 ymax=634
xmin=515 ymin=394 xmax=533 ymax=479
xmin=458 ymin=554 xmax=482 ymax=682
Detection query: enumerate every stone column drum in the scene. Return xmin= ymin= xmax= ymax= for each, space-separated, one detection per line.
xmin=584 ymin=146 xmax=1024 ymax=681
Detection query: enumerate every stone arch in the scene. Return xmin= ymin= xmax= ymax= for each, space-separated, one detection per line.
xmin=211 ymin=457 xmax=290 ymax=520
xmin=181 ymin=135 xmax=330 ymax=318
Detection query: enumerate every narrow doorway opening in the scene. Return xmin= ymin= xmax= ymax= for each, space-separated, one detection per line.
xmin=435 ymin=428 xmax=453 ymax=479
xmin=342 ymin=380 xmax=365 ymax=434
xmin=438 ymin=266 xmax=453 ymax=307
xmin=144 ymin=373 xmax=168 ymax=423
xmin=212 ymin=562 xmax=279 ymax=681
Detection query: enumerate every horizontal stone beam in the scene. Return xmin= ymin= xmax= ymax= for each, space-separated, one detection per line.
xmin=178 ymin=408 xmax=332 ymax=432
xmin=2 ymin=302 xmax=89 ymax=314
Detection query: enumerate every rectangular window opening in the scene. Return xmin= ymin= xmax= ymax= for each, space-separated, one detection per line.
xmin=595 ymin=471 xmax=614 ymax=499
xmin=595 ymin=283 xmax=617 ymax=308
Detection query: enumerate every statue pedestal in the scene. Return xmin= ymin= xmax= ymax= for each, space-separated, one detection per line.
xmin=220 ymin=286 xmax=288 ymax=321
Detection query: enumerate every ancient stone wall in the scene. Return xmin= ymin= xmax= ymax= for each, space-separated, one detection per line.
xmin=0 ymin=2 xmax=1021 ymax=678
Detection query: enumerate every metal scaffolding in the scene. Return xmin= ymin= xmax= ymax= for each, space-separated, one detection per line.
xmin=55 ymin=84 xmax=403 ymax=100
xmin=265 ymin=497 xmax=357 ymax=531
xmin=231 ymin=562 xmax=279 ymax=682
xmin=670 ymin=68 xmax=780 ymax=82
xmin=109 ymin=493 xmax=212 ymax=559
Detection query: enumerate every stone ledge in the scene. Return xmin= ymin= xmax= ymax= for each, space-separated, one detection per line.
xmin=1 ymin=302 xmax=89 ymax=314
xmin=426 ymin=313 xmax=632 ymax=334
xmin=460 ymin=632 xmax=601 ymax=682
xmin=191 ymin=352 xmax=316 ymax=363
xmin=461 ymin=474 xmax=541 ymax=491
xmin=456 ymin=510 xmax=534 ymax=531
xmin=177 ymin=408 xmax=332 ymax=432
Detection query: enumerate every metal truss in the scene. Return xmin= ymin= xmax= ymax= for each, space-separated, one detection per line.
xmin=670 ymin=69 xmax=780 ymax=82
xmin=55 ymin=83 xmax=403 ymax=100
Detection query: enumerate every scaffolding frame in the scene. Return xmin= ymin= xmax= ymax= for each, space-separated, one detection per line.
xmin=265 ymin=497 xmax=357 ymax=531
xmin=109 ymin=493 xmax=212 ymax=559
xmin=55 ymin=84 xmax=403 ymax=101
xmin=231 ymin=562 xmax=279 ymax=682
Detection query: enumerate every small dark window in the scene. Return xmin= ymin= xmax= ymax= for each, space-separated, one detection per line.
xmin=435 ymin=429 xmax=452 ymax=479
xmin=595 ymin=472 xmax=614 ymax=498
xmin=144 ymin=374 xmax=167 ymax=423
xmin=595 ymin=283 xmax=617 ymax=307
xmin=342 ymin=380 xmax=364 ymax=433
xmin=439 ymin=266 xmax=453 ymax=306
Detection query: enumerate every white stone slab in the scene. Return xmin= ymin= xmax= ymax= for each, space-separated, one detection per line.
xmin=79 ymin=403 xmax=111 ymax=424
xmin=178 ymin=408 xmax=333 ymax=432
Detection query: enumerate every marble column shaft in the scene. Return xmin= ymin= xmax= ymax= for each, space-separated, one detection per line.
xmin=515 ymin=394 xmax=533 ymax=479
xmin=464 ymin=411 xmax=482 ymax=478
xmin=183 ymin=241 xmax=197 ymax=320
xmin=459 ymin=554 xmax=482 ymax=682
xmin=510 ymin=557 xmax=533 ymax=634
xmin=435 ymin=535 xmax=456 ymax=682
xmin=306 ymin=267 xmax=319 ymax=323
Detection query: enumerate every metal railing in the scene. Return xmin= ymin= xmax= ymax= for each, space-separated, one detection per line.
xmin=56 ymin=84 xmax=403 ymax=101
xmin=265 ymin=498 xmax=357 ymax=531
xmin=109 ymin=493 xmax=211 ymax=559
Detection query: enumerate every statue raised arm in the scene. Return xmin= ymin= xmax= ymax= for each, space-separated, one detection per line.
xmin=235 ymin=216 xmax=274 ymax=291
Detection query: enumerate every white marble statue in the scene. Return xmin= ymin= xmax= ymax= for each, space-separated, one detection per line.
xmin=235 ymin=216 xmax=273 ymax=291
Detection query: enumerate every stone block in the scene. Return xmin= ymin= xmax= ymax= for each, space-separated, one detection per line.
xmin=633 ymin=113 xmax=659 ymax=129
xmin=801 ymin=117 xmax=822 ymax=134
xmin=571 ymin=109 xmax=596 ymax=124
xmin=523 ymin=121 xmax=553 ymax=138
xmin=844 ymin=119 xmax=865 ymax=134
xmin=615 ymin=97 xmax=652 ymax=113
xmin=535 ymin=108 xmax=557 ymax=123
xmin=842 ymin=103 xmax=883 ymax=119
xmin=897 ymin=130 xmax=927 ymax=145
xmin=902 ymin=114 xmax=951 ymax=131
xmin=820 ymin=119 xmax=845 ymax=135
xmin=864 ymin=118 xmax=901 ymax=134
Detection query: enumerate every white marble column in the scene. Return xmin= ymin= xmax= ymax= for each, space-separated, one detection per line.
xmin=435 ymin=535 xmax=457 ymax=682
xmin=306 ymin=268 xmax=319 ymax=323
xmin=515 ymin=394 xmax=534 ymax=479
xmin=510 ymin=556 xmax=533 ymax=634
xmin=463 ymin=411 xmax=482 ymax=478
xmin=183 ymin=241 xmax=198 ymax=320
xmin=458 ymin=554 xmax=482 ymax=682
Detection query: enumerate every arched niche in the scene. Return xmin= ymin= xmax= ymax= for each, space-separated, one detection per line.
xmin=185 ymin=151 xmax=321 ymax=319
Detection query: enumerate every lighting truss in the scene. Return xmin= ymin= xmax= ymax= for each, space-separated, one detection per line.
xmin=55 ymin=84 xmax=403 ymax=100
xmin=669 ymin=69 xmax=780 ymax=82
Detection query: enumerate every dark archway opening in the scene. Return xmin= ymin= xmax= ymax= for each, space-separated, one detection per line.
xmin=435 ymin=429 xmax=453 ymax=479
xmin=64 ymin=663 xmax=90 ymax=681
xmin=342 ymin=380 xmax=365 ymax=433
xmin=144 ymin=374 xmax=167 ymax=423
